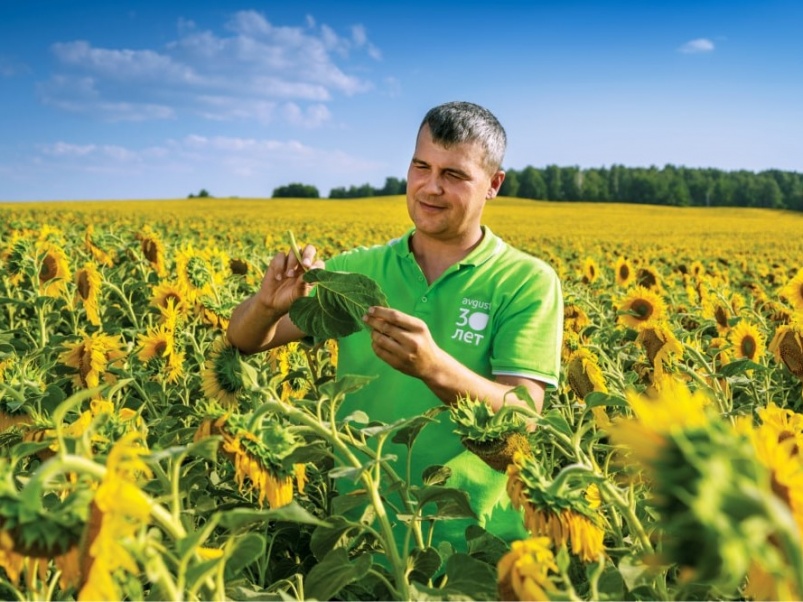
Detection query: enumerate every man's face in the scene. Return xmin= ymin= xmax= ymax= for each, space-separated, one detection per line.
xmin=406 ymin=124 xmax=504 ymax=243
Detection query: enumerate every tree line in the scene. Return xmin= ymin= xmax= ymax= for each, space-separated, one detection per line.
xmin=269 ymin=165 xmax=803 ymax=210
xmin=272 ymin=177 xmax=406 ymax=200
xmin=498 ymin=164 xmax=803 ymax=210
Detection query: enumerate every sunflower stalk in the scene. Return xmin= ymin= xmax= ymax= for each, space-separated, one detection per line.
xmin=257 ymin=391 xmax=414 ymax=600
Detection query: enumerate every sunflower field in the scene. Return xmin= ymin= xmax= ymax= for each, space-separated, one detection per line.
xmin=2 ymin=196 xmax=803 ymax=601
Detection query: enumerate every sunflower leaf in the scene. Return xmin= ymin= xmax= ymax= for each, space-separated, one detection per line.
xmin=289 ymin=269 xmax=388 ymax=339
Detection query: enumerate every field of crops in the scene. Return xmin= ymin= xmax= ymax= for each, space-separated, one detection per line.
xmin=2 ymin=196 xmax=803 ymax=601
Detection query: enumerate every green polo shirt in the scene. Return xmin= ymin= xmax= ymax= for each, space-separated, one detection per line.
xmin=323 ymin=226 xmax=563 ymax=550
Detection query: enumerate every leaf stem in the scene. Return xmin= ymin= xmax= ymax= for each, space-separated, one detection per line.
xmin=286 ymin=230 xmax=308 ymax=273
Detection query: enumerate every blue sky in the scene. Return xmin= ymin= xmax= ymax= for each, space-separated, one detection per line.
xmin=1 ymin=0 xmax=801 ymax=201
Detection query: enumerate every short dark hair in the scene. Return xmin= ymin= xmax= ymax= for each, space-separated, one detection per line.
xmin=419 ymin=101 xmax=507 ymax=173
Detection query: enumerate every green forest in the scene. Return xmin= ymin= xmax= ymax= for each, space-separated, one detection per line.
xmin=272 ymin=165 xmax=803 ymax=210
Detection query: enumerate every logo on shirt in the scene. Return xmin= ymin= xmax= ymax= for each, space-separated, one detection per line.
xmin=450 ymin=298 xmax=491 ymax=345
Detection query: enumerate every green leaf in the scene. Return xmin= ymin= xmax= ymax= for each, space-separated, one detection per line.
xmin=289 ymin=268 xmax=388 ymax=339
xmin=538 ymin=409 xmax=574 ymax=439
xmin=309 ymin=515 xmax=364 ymax=560
xmin=617 ymin=553 xmax=656 ymax=591
xmin=319 ymin=374 xmax=375 ymax=400
xmin=304 ymin=548 xmax=372 ymax=601
xmin=412 ymin=553 xmax=497 ymax=600
xmin=465 ymin=525 xmax=509 ymax=566
xmin=718 ymin=358 xmax=765 ymax=377
xmin=584 ymin=391 xmax=628 ymax=408
xmin=226 ymin=532 xmax=266 ymax=574
xmin=391 ymin=408 xmax=444 ymax=448
xmin=421 ymin=465 xmax=452 ymax=486
xmin=412 ymin=486 xmax=477 ymax=520
xmin=216 ymin=502 xmax=329 ymax=531
xmin=409 ymin=547 xmax=442 ymax=582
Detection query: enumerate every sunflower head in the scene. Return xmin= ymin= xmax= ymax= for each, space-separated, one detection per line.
xmin=769 ymin=317 xmax=803 ymax=378
xmin=614 ymin=257 xmax=635 ymax=287
xmin=136 ymin=227 xmax=167 ymax=276
xmin=780 ymin=268 xmax=803 ymax=312
xmin=497 ymin=537 xmax=558 ymax=602
xmin=59 ymin=332 xmax=127 ymax=390
xmin=636 ymin=321 xmax=683 ymax=378
xmin=150 ymin=281 xmax=192 ymax=314
xmin=728 ymin=320 xmax=766 ymax=363
xmin=37 ymin=242 xmax=71 ymax=299
xmin=563 ymin=302 xmax=590 ymax=335
xmin=617 ymin=286 xmax=667 ymax=330
xmin=581 ymin=257 xmax=599 ymax=285
xmin=201 ymin=335 xmax=254 ymax=407
xmin=506 ymin=454 xmax=605 ymax=563
xmin=636 ymin=265 xmax=661 ymax=291
xmin=75 ymin=262 xmax=103 ymax=326
xmin=566 ymin=348 xmax=607 ymax=400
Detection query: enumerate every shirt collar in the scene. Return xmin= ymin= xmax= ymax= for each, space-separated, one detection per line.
xmin=392 ymin=226 xmax=503 ymax=267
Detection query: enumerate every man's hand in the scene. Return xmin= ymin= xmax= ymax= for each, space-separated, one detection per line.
xmin=362 ymin=305 xmax=546 ymax=414
xmin=255 ymin=244 xmax=323 ymax=315
xmin=362 ymin=305 xmax=445 ymax=379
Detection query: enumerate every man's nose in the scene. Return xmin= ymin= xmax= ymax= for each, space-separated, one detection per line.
xmin=422 ymin=172 xmax=443 ymax=195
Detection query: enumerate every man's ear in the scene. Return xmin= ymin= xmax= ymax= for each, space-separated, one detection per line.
xmin=487 ymin=170 xmax=505 ymax=199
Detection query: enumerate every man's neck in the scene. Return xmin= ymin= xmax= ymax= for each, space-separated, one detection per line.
xmin=410 ymin=227 xmax=484 ymax=284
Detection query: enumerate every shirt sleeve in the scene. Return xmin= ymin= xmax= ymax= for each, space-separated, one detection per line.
xmin=489 ymin=261 xmax=564 ymax=389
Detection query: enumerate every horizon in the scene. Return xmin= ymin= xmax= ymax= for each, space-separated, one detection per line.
xmin=1 ymin=0 xmax=802 ymax=202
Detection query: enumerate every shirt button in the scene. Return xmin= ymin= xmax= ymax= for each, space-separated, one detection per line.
xmin=421 ymin=296 xmax=427 ymax=302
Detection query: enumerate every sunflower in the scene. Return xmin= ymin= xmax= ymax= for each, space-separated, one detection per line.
xmin=137 ymin=325 xmax=174 ymax=362
xmin=74 ymin=262 xmax=103 ymax=326
xmin=610 ymin=379 xmax=785 ymax=590
xmin=728 ymin=320 xmax=766 ymax=363
xmin=84 ymin=224 xmax=115 ymax=267
xmin=614 ymin=257 xmax=635 ymax=288
xmin=497 ymin=537 xmax=558 ymax=602
xmin=737 ymin=417 xmax=803 ymax=595
xmin=780 ymin=268 xmax=803 ymax=312
xmin=636 ymin=321 xmax=683 ymax=380
xmin=581 ymin=257 xmax=599 ymax=285
xmin=4 ymin=235 xmax=31 ymax=286
xmin=506 ymin=454 xmax=605 ymax=563
xmin=769 ymin=316 xmax=803 ymax=379
xmin=136 ymin=226 xmax=166 ymax=277
xmin=756 ymin=403 xmax=803 ymax=454
xmin=563 ymin=302 xmax=590 ymax=335
xmin=212 ymin=418 xmax=302 ymax=509
xmin=269 ymin=343 xmax=311 ymax=402
xmin=201 ymin=335 xmax=246 ymax=407
xmin=59 ymin=332 xmax=127 ymax=390
xmin=689 ymin=260 xmax=705 ymax=280
xmin=636 ymin=265 xmax=661 ymax=291
xmin=150 ymin=281 xmax=192 ymax=316
xmin=196 ymin=298 xmax=231 ymax=331
xmin=137 ymin=325 xmax=185 ymax=384
xmin=566 ymin=348 xmax=607 ymax=400
xmin=616 ymin=286 xmax=667 ymax=330
xmin=324 ymin=338 xmax=338 ymax=370
xmin=37 ymin=242 xmax=71 ymax=299
xmin=79 ymin=432 xmax=152 ymax=601
xmin=702 ymin=293 xmax=733 ymax=334
xmin=176 ymin=246 xmax=215 ymax=298
xmin=229 ymin=257 xmax=250 ymax=276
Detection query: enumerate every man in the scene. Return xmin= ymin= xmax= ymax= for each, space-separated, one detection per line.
xmin=227 ymin=101 xmax=563 ymax=548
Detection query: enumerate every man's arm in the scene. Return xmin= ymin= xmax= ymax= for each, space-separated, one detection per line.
xmin=226 ymin=244 xmax=322 ymax=355
xmin=362 ymin=306 xmax=546 ymax=414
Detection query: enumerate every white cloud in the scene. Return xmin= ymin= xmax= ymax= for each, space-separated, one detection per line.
xmin=678 ymin=38 xmax=715 ymax=54
xmin=0 ymin=55 xmax=30 ymax=77
xmin=41 ymin=10 xmax=381 ymax=125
